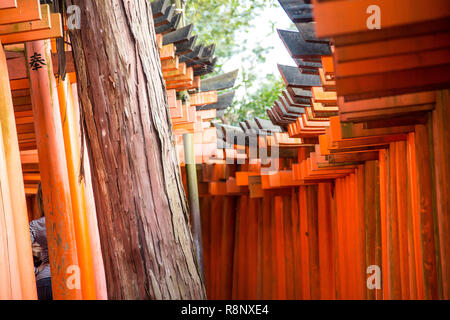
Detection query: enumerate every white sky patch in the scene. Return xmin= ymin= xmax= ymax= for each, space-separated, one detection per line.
xmin=221 ymin=4 xmax=297 ymax=100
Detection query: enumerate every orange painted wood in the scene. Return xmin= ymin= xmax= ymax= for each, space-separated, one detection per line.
xmin=57 ymin=78 xmax=96 ymax=299
xmin=333 ymin=178 xmax=345 ymax=299
xmin=290 ymin=189 xmax=302 ymax=299
xmin=364 ymin=161 xmax=382 ymax=299
xmin=161 ymin=57 xmax=178 ymax=72
xmin=26 ymin=40 xmax=82 ymax=300
xmin=197 ymin=109 xmax=216 ymax=121
xmin=261 ymin=193 xmax=273 ymax=299
xmin=318 ymin=68 xmax=335 ymax=90
xmin=210 ymin=196 xmax=223 ymax=299
xmin=328 ymin=180 xmax=339 ymax=299
xmin=159 ymin=44 xmax=175 ymax=60
xmin=221 ymin=197 xmax=237 ymax=299
xmin=335 ymin=48 xmax=450 ymax=78
xmin=298 ymin=186 xmax=311 ymax=299
xmin=341 ymin=175 xmax=352 ymax=298
xmin=166 ymin=89 xmax=177 ymax=108
xmin=170 ymin=99 xmax=183 ymax=119
xmin=178 ymin=75 xmax=201 ymax=91
xmin=10 ymin=78 xmax=29 ymax=90
xmin=190 ymin=91 xmax=218 ymax=107
xmin=335 ymin=31 xmax=450 ymax=63
xmin=356 ymin=166 xmax=367 ymax=300
xmin=0 ymin=0 xmax=17 ymax=10
xmin=163 ymin=63 xmax=187 ymax=78
xmin=306 ymin=185 xmax=320 ymax=299
xmin=321 ymin=55 xmax=334 ymax=75
xmin=155 ymin=34 xmax=162 ymax=49
xmin=0 ymin=111 xmax=21 ymax=299
xmin=235 ymin=171 xmax=260 ymax=186
xmin=77 ymin=123 xmax=107 ymax=296
xmin=232 ymin=195 xmax=247 ymax=299
xmin=0 ymin=0 xmax=41 ymax=25
xmin=387 ymin=142 xmax=402 ymax=299
xmin=166 ymin=80 xmax=193 ymax=91
xmin=245 ymin=197 xmax=259 ymax=299
xmin=283 ymin=192 xmax=295 ymax=299
xmin=414 ymin=123 xmax=440 ymax=299
xmin=311 ymin=86 xmax=337 ymax=104
xmin=165 ymin=67 xmax=193 ymax=85
xmin=338 ymin=91 xmax=435 ymax=114
xmin=0 ymin=40 xmax=36 ymax=299
xmin=395 ymin=141 xmax=411 ymax=299
xmin=432 ymin=90 xmax=450 ymax=299
xmin=261 ymin=170 xmax=304 ymax=188
xmin=272 ymin=196 xmax=287 ymax=299
xmin=406 ymin=132 xmax=423 ymax=299
xmin=6 ymin=55 xmax=27 ymax=80
xmin=0 ymin=4 xmax=49 ymax=36
xmin=335 ymin=64 xmax=450 ymax=101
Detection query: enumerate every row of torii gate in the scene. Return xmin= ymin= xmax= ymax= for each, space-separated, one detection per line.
xmin=0 ymin=0 xmax=106 ymax=300
xmin=0 ymin=0 xmax=227 ymax=300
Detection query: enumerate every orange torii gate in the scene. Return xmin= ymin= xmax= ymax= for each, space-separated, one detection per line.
xmin=189 ymin=0 xmax=450 ymax=301
xmin=0 ymin=0 xmax=235 ymax=300
xmin=0 ymin=0 xmax=105 ymax=300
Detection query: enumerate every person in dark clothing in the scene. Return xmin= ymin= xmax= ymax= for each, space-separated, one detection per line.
xmin=30 ymin=183 xmax=53 ymax=300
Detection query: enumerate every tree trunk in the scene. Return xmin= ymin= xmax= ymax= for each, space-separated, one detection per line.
xmin=65 ymin=0 xmax=205 ymax=299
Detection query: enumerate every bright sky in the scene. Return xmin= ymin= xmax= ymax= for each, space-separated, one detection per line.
xmin=222 ymin=3 xmax=297 ymax=92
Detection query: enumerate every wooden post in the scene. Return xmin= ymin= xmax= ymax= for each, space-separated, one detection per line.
xmin=365 ymin=161 xmax=382 ymax=300
xmin=220 ymin=196 xmax=236 ymax=299
xmin=432 ymin=90 xmax=450 ymax=300
xmin=71 ymin=83 xmax=108 ymax=300
xmin=56 ymin=77 xmax=96 ymax=299
xmin=26 ymin=40 xmax=82 ymax=300
xmin=0 ymin=40 xmax=37 ymax=300
xmin=306 ymin=186 xmax=320 ymax=300
xmin=298 ymin=186 xmax=311 ymax=299
xmin=0 ymin=116 xmax=21 ymax=299
xmin=317 ymin=183 xmax=335 ymax=300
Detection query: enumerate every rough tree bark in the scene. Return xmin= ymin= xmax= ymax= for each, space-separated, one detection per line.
xmin=64 ymin=0 xmax=205 ymax=299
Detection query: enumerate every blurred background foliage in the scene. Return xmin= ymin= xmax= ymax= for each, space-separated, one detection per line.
xmin=185 ymin=0 xmax=286 ymax=125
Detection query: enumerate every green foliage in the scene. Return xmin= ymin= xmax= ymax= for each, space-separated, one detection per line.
xmin=225 ymin=73 xmax=285 ymax=124
xmin=185 ymin=0 xmax=277 ymax=66
xmin=184 ymin=0 xmax=285 ymax=125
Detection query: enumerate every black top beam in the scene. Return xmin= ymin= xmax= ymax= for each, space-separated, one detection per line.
xmin=278 ymin=29 xmax=331 ymax=59
xmin=255 ymin=117 xmax=283 ymax=132
xmin=278 ymin=64 xmax=321 ymax=88
xmin=294 ymin=59 xmax=322 ymax=75
xmin=179 ymin=44 xmax=204 ymax=63
xmin=287 ymin=86 xmax=313 ymax=99
xmin=163 ymin=24 xmax=194 ymax=45
xmin=278 ymin=0 xmax=314 ymax=23
xmin=194 ymin=57 xmax=217 ymax=77
xmin=151 ymin=0 xmax=171 ymax=18
xmin=200 ymin=70 xmax=239 ymax=92
xmin=175 ymin=35 xmax=197 ymax=55
xmin=295 ymin=22 xmax=330 ymax=44
xmin=154 ymin=4 xmax=175 ymax=27
xmin=155 ymin=13 xmax=182 ymax=35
